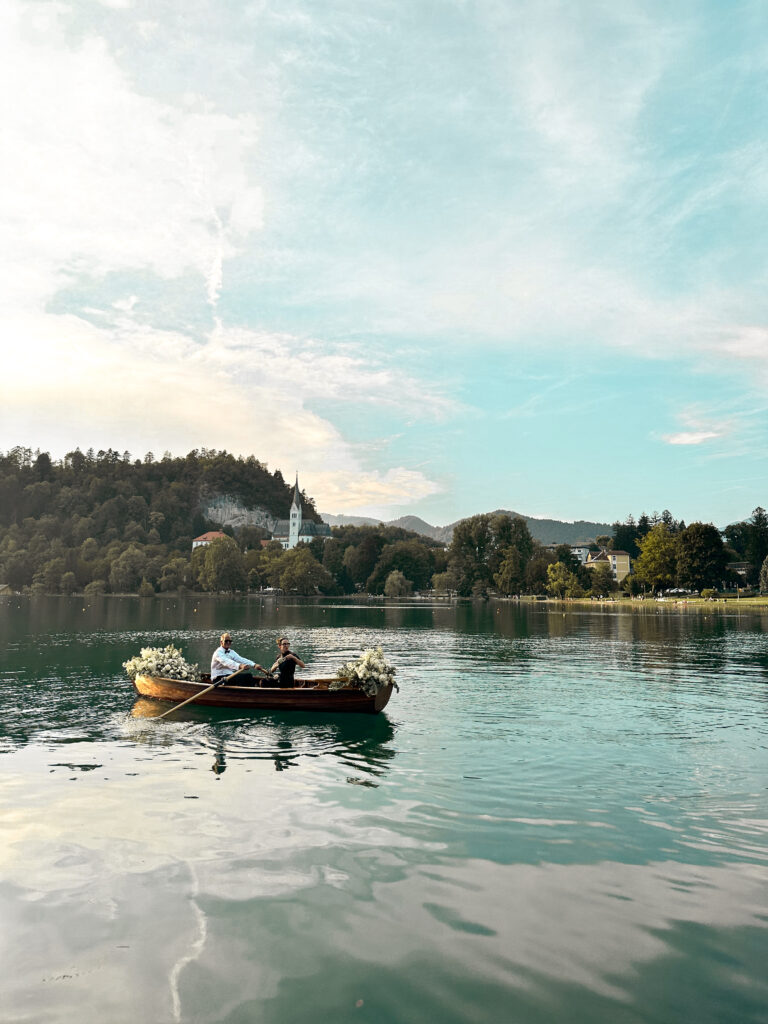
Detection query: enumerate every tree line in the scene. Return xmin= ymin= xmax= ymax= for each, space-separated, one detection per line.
xmin=611 ymin=507 xmax=768 ymax=594
xmin=1 ymin=446 xmax=766 ymax=597
xmin=0 ymin=446 xmax=322 ymax=594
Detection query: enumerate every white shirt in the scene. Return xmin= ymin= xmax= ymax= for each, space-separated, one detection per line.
xmin=211 ymin=645 xmax=255 ymax=680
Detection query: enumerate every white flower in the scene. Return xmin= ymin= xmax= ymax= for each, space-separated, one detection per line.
xmin=123 ymin=645 xmax=201 ymax=682
xmin=333 ymin=648 xmax=397 ymax=695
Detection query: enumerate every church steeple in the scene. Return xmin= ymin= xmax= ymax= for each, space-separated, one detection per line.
xmin=288 ymin=472 xmax=302 ymax=548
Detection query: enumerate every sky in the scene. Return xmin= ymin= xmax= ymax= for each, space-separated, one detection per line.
xmin=1 ymin=0 xmax=766 ymax=528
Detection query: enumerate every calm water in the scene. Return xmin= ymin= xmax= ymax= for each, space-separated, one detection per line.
xmin=1 ymin=596 xmax=767 ymax=1024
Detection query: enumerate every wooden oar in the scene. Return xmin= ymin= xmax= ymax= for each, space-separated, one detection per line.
xmin=157 ymin=665 xmax=247 ymax=720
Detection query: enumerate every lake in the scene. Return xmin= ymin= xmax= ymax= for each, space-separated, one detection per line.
xmin=1 ymin=595 xmax=767 ymax=1024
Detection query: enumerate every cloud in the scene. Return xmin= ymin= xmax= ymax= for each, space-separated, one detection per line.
xmin=0 ymin=2 xmax=262 ymax=308
xmin=0 ymin=2 xmax=447 ymax=515
xmin=664 ymin=431 xmax=720 ymax=446
xmin=0 ymin=310 xmax=446 ymax=514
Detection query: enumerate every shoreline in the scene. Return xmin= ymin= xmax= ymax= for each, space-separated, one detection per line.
xmin=3 ymin=591 xmax=768 ymax=616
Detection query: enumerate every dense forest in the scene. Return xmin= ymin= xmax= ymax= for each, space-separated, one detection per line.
xmin=0 ymin=446 xmax=324 ymax=594
xmin=1 ymin=447 xmax=766 ymax=597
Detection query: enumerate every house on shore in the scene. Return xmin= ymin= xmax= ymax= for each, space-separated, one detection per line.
xmin=585 ymin=549 xmax=631 ymax=583
xmin=192 ymin=531 xmax=228 ymax=549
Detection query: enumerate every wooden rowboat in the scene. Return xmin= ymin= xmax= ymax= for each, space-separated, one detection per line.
xmin=133 ymin=674 xmax=394 ymax=715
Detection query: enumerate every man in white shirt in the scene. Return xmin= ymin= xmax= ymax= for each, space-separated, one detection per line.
xmin=211 ymin=632 xmax=268 ymax=686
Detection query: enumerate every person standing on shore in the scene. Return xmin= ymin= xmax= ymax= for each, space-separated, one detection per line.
xmin=211 ymin=632 xmax=268 ymax=686
xmin=269 ymin=637 xmax=306 ymax=688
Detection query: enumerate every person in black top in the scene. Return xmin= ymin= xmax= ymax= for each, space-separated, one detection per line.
xmin=269 ymin=636 xmax=306 ymax=688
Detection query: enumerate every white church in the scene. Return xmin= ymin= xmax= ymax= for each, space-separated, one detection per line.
xmin=271 ymin=475 xmax=332 ymax=550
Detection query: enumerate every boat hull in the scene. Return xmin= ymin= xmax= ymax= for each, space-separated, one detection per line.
xmin=133 ymin=675 xmax=394 ymax=714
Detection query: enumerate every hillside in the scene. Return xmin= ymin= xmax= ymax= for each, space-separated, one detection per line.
xmin=0 ymin=447 xmax=320 ymax=554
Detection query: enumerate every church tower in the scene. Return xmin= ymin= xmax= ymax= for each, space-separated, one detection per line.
xmin=288 ymin=473 xmax=302 ymax=549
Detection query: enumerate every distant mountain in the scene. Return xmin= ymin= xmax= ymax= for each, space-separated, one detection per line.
xmin=386 ymin=515 xmax=449 ymax=542
xmin=320 ymin=513 xmax=383 ymax=529
xmin=320 ymin=509 xmax=612 ymax=546
xmin=456 ymin=510 xmax=612 ymax=546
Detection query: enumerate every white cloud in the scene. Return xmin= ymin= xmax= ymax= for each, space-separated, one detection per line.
xmin=1 ymin=310 xmax=445 ymax=513
xmin=664 ymin=431 xmax=720 ymax=446
xmin=0 ymin=1 xmax=444 ymax=515
xmin=0 ymin=2 xmax=262 ymax=308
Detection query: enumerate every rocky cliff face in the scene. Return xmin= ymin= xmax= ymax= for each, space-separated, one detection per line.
xmin=203 ymin=494 xmax=276 ymax=531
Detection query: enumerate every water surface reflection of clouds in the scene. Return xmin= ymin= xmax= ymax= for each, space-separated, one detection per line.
xmin=2 ymin=747 xmax=765 ymax=1023
xmin=3 ymin=599 xmax=768 ymax=1021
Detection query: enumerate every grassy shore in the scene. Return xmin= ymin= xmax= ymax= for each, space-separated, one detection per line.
xmin=533 ymin=594 xmax=768 ymax=612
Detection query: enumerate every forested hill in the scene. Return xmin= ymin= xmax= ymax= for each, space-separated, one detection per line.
xmin=0 ymin=446 xmax=321 ymax=547
xmin=0 ymin=446 xmax=447 ymax=597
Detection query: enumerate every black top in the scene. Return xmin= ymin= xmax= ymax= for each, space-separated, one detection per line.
xmin=275 ymin=654 xmax=297 ymax=688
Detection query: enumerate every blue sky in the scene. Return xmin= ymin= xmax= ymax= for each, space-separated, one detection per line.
xmin=1 ymin=0 xmax=766 ymax=527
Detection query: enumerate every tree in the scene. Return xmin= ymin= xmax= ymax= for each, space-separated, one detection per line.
xmin=723 ymin=520 xmax=751 ymax=559
xmin=432 ymin=571 xmax=452 ymax=593
xmin=384 ymin=570 xmax=412 ymax=597
xmin=525 ymin=544 xmax=555 ymax=594
xmin=633 ymin=524 xmax=678 ymax=593
xmin=588 ymin=563 xmax=616 ymax=597
xmin=109 ymin=546 xmax=148 ymax=593
xmin=365 ymin=539 xmax=435 ymax=594
xmin=60 ymin=571 xmax=78 ymax=594
xmin=746 ymin=507 xmax=768 ymax=583
xmin=444 ymin=514 xmax=494 ymax=595
xmin=759 ymin=554 xmax=768 ymax=594
xmin=35 ymin=557 xmax=66 ymax=592
xmin=278 ymin=548 xmax=333 ymax=595
xmin=158 ymin=557 xmax=193 ymax=592
xmin=444 ymin=513 xmax=531 ymax=596
xmin=676 ymin=522 xmax=728 ymax=592
xmin=623 ymin=573 xmax=645 ymax=597
xmin=33 ymin=451 xmax=53 ymax=481
xmin=253 ymin=542 xmax=288 ymax=589
xmin=613 ymin=516 xmax=640 ymax=559
xmin=199 ymin=537 xmax=247 ymax=592
xmin=79 ymin=537 xmax=99 ymax=561
xmin=546 ymin=562 xmax=584 ymax=599
xmin=322 ymin=539 xmax=355 ymax=593
xmin=553 ymin=544 xmax=582 ymax=574
xmin=492 ymin=517 xmax=534 ymax=595
xmin=494 ymin=546 xmax=526 ymax=595
xmin=343 ymin=534 xmax=385 ymax=587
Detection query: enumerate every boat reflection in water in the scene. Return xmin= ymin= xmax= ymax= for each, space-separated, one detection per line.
xmin=128 ymin=697 xmax=397 ymax=781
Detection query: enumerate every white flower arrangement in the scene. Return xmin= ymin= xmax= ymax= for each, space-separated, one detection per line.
xmin=331 ymin=646 xmax=397 ymax=696
xmin=123 ymin=644 xmax=201 ymax=682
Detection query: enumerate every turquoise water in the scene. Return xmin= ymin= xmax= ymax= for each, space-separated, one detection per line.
xmin=1 ymin=596 xmax=767 ymax=1023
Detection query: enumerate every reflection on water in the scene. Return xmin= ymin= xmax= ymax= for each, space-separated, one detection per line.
xmin=211 ymin=742 xmax=227 ymax=777
xmin=128 ymin=696 xmax=397 ymax=776
xmin=1 ymin=596 xmax=768 ymax=1023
